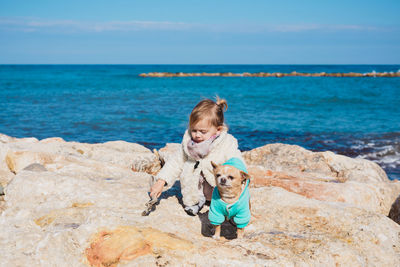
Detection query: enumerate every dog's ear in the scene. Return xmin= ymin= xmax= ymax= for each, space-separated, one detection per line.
xmin=240 ymin=171 xmax=251 ymax=183
xmin=211 ymin=161 xmax=218 ymax=170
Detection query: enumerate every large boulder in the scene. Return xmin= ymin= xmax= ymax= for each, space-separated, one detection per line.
xmin=243 ymin=144 xmax=400 ymax=215
xmin=243 ymin=143 xmax=388 ymax=183
xmin=0 ymin=133 xmax=160 ymax=178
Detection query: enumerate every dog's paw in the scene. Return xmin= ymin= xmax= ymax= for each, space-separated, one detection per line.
xmin=246 ymin=224 xmax=255 ymax=232
xmin=212 ymin=235 xmax=220 ymax=240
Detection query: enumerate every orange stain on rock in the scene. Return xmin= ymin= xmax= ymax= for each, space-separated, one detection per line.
xmin=248 ymin=166 xmax=343 ymax=202
xmin=72 ymin=202 xmax=94 ymax=208
xmin=34 ymin=214 xmax=56 ymax=227
xmin=85 ymin=226 xmax=193 ymax=267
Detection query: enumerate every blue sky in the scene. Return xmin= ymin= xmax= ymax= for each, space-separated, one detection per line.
xmin=0 ymin=0 xmax=399 ymax=64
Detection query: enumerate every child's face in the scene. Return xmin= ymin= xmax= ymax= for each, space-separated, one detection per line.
xmin=190 ymin=119 xmax=221 ymax=143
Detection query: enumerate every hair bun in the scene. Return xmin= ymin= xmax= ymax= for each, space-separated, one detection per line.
xmin=216 ymin=97 xmax=228 ymax=112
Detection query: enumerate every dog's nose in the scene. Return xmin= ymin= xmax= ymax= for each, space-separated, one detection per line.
xmin=220 ymin=177 xmax=226 ymax=185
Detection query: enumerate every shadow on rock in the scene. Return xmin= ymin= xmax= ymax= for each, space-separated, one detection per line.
xmin=198 ymin=211 xmax=238 ymax=240
xmin=142 ymin=181 xmax=183 ymax=216
xmin=159 ymin=181 xmax=183 ymax=204
xmin=388 ymin=194 xmax=400 ymax=225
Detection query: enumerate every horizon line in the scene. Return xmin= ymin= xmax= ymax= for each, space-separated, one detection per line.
xmin=1 ymin=63 xmax=400 ymax=66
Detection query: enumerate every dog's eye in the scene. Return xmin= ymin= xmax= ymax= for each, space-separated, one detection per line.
xmin=216 ymin=174 xmax=221 ymax=178
xmin=228 ymin=175 xmax=234 ymax=180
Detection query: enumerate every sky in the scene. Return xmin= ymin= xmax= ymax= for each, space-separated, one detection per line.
xmin=0 ymin=0 xmax=399 ymax=64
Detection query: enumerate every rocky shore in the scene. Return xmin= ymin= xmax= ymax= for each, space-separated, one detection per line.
xmin=1 ymin=133 xmax=400 ymax=266
xmin=139 ymin=71 xmax=400 ymax=78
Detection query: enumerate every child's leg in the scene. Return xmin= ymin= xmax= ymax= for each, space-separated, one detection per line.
xmin=202 ymin=179 xmax=213 ymax=202
xmin=183 ymin=180 xmax=206 ymax=216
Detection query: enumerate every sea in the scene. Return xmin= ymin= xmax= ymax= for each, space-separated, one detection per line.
xmin=0 ymin=65 xmax=399 ymax=180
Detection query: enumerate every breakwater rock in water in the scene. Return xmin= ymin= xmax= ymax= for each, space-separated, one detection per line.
xmin=139 ymin=71 xmax=400 ymax=78
xmin=1 ymin=133 xmax=400 ymax=266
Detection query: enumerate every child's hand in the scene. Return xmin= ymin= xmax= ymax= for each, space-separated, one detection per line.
xmin=150 ymin=179 xmax=166 ymax=198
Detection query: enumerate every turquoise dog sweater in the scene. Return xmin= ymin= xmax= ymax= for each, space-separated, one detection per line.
xmin=208 ymin=158 xmax=251 ymax=228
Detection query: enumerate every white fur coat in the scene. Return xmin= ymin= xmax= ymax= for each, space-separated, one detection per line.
xmin=155 ymin=128 xmax=244 ymax=206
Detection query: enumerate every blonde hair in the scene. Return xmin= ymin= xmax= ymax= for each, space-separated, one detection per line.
xmin=189 ymin=97 xmax=228 ymax=130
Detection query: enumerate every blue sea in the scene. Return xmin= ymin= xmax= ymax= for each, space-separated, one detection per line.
xmin=1 ymin=65 xmax=399 ymax=180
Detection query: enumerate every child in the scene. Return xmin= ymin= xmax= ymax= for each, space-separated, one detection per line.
xmin=150 ymin=97 xmax=245 ymax=215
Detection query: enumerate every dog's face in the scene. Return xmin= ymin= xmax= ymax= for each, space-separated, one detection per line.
xmin=211 ymin=162 xmax=250 ymax=202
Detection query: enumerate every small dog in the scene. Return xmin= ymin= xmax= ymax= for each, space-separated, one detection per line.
xmin=209 ymin=158 xmax=251 ymax=239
